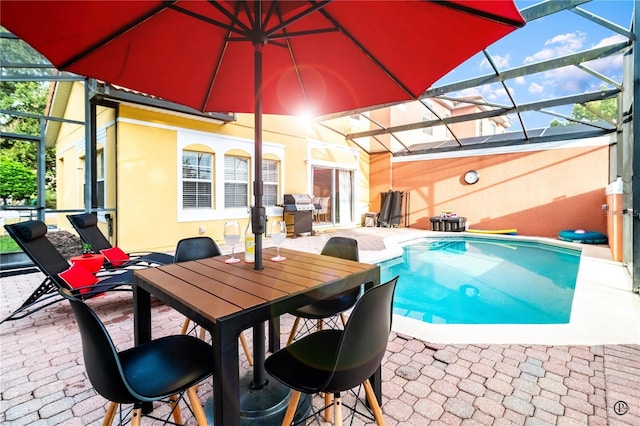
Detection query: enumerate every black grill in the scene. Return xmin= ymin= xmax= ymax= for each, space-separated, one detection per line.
xmin=283 ymin=194 xmax=315 ymax=237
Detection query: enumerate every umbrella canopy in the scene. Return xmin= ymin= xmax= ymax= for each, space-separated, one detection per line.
xmin=1 ymin=1 xmax=524 ymax=116
xmin=1 ymin=0 xmax=525 ymax=268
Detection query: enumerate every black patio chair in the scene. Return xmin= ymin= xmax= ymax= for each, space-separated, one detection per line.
xmin=59 ymin=287 xmax=213 ymax=426
xmin=174 ymin=236 xmax=254 ymax=366
xmin=265 ymin=276 xmax=399 ymax=426
xmin=286 ymin=236 xmax=361 ymax=345
xmin=1 ymin=220 xmax=133 ymax=323
xmin=67 ymin=213 xmax=174 ymax=268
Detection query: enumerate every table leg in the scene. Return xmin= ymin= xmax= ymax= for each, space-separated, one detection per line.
xmin=132 ymin=284 xmax=153 ymax=414
xmin=211 ymin=324 xmax=240 ymax=426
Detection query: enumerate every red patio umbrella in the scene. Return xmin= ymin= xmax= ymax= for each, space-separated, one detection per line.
xmin=1 ymin=1 xmax=524 ymax=423
xmin=1 ymin=0 xmax=524 ymax=269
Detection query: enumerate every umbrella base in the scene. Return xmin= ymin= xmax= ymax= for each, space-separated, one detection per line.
xmin=205 ymin=372 xmax=311 ymax=425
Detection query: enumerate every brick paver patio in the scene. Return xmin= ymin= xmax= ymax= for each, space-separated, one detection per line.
xmin=1 ymin=228 xmax=639 ymax=425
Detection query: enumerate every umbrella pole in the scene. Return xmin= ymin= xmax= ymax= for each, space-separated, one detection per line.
xmin=252 ymin=42 xmax=267 ymax=388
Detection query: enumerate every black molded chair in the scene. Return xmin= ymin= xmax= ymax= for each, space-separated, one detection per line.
xmin=174 ymin=236 xmax=253 ymax=366
xmin=286 ymin=236 xmax=361 ymax=345
xmin=2 ymin=220 xmax=132 ymax=323
xmin=67 ymin=213 xmax=174 ymax=267
xmin=265 ymin=276 xmax=399 ymax=426
xmin=60 ymin=287 xmax=213 ymax=425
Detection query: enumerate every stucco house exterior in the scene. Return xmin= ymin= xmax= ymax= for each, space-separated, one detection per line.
xmin=48 ymin=80 xmax=615 ymax=257
xmin=49 ymin=81 xmax=370 ymax=254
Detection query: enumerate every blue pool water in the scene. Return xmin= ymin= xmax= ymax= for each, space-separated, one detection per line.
xmin=379 ymin=237 xmax=581 ymax=324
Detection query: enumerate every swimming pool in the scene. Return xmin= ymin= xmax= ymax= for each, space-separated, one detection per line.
xmin=379 ymin=236 xmax=581 ymax=324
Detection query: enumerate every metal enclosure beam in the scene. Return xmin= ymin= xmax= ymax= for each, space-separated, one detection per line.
xmin=631 ymin=5 xmax=640 ymax=292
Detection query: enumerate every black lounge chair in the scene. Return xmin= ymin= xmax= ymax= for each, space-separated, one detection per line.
xmin=67 ymin=213 xmax=174 ymax=268
xmin=1 ymin=220 xmax=133 ymax=323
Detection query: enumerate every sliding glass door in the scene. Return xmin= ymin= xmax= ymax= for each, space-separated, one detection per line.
xmin=312 ymin=166 xmax=354 ymax=226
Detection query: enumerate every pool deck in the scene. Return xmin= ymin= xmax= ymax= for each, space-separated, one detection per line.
xmin=1 ymin=227 xmax=639 ymax=425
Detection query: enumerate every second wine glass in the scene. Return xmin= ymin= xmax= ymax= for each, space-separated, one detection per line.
xmin=223 ymin=221 xmax=241 ymax=264
xmin=270 ymin=220 xmax=287 ymax=261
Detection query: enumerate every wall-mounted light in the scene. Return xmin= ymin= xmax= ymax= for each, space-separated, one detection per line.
xmin=464 ymin=170 xmax=479 ymax=185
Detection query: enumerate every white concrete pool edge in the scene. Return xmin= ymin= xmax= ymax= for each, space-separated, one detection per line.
xmin=363 ymin=230 xmax=640 ymax=346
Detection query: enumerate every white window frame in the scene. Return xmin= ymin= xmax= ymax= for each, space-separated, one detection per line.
xmin=96 ymin=149 xmax=105 ymax=209
xmin=262 ymin=159 xmax=279 ymax=207
xmin=224 ymin=155 xmax=249 ymax=208
xmin=176 ymin=129 xmax=285 ymax=222
xmin=182 ymin=151 xmax=213 ymax=209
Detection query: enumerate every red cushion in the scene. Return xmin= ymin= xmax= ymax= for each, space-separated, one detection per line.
xmin=58 ymin=263 xmax=98 ymax=294
xmin=100 ymin=247 xmax=130 ymax=267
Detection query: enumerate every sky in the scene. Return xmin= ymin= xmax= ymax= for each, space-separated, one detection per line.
xmin=432 ymin=0 xmax=634 ymax=131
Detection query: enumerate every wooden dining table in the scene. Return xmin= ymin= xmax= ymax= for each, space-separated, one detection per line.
xmin=132 ymin=246 xmax=381 ymax=426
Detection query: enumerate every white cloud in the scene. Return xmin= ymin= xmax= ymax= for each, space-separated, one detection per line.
xmin=545 ymin=32 xmax=585 ymax=50
xmin=592 ymin=34 xmax=626 ymax=49
xmin=528 ymin=82 xmax=544 ymax=94
xmin=486 ymin=86 xmax=513 ymax=102
xmin=524 ymin=31 xmax=586 ymax=64
xmin=515 ymin=76 xmax=526 ymax=85
xmin=456 ymin=87 xmax=483 ymax=98
xmin=479 ymin=54 xmax=512 ymax=70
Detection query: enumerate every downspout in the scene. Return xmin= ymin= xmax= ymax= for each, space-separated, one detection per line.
xmin=84 ymin=79 xmax=93 ymax=212
xmin=37 ymin=118 xmax=45 ymax=222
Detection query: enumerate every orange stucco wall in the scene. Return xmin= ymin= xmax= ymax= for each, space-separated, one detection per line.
xmin=371 ymin=144 xmax=610 ymax=238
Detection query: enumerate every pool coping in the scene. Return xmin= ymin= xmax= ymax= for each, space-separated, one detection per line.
xmin=364 ymin=230 xmax=640 ymax=346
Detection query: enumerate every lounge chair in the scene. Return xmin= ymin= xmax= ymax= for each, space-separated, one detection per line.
xmin=67 ymin=213 xmax=174 ymax=268
xmin=1 ymin=220 xmax=133 ymax=323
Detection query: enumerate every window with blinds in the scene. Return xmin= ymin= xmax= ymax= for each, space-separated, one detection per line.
xmin=96 ymin=150 xmax=105 ymax=209
xmin=224 ymin=155 xmax=249 ymax=208
xmin=182 ymin=151 xmax=213 ymax=208
xmin=263 ymin=159 xmax=279 ymax=206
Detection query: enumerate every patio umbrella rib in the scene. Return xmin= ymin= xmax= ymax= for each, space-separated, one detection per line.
xmin=429 ymin=0 xmax=526 ymax=28
xmin=317 ymin=7 xmax=418 ymax=100
xmin=169 ymin=3 xmax=251 ymax=38
xmin=263 ymin=0 xmax=333 ymax=38
xmin=58 ymin=2 xmax=176 ymax=70
xmin=199 ymin=2 xmax=245 ymax=112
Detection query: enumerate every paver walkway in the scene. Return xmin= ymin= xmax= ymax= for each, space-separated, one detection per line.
xmin=1 ymin=228 xmax=639 ymax=425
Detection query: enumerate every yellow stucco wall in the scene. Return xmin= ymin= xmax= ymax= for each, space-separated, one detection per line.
xmin=54 ymin=82 xmax=370 ymax=253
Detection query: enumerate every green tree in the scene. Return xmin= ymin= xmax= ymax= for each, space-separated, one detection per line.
xmin=572 ymin=96 xmax=617 ymax=122
xmin=548 ymin=96 xmax=617 ymax=127
xmin=1 ymin=27 xmax=56 ymax=201
xmin=0 ymin=155 xmax=37 ymax=204
xmin=549 ymin=118 xmax=567 ymax=127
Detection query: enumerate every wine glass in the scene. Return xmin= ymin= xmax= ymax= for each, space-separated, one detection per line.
xmin=270 ymin=220 xmax=287 ymax=261
xmin=223 ymin=221 xmax=241 ymax=264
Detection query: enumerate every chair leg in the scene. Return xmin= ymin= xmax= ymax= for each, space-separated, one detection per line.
xmin=181 ymin=317 xmax=191 ymax=335
xmin=170 ymin=394 xmax=183 ymax=425
xmin=131 ymin=407 xmax=142 ymax=426
xmin=339 ymin=313 xmax=348 ymax=327
xmin=287 ymin=317 xmax=301 ymax=345
xmin=324 ymin=392 xmax=332 ymax=422
xmin=363 ymin=379 xmax=385 ymax=426
xmin=317 ymin=319 xmax=323 ymax=331
xmin=281 ymin=390 xmax=301 ymax=426
xmin=334 ymin=393 xmax=343 ymax=426
xmin=102 ymin=401 xmax=118 ymax=426
xmin=239 ymin=332 xmax=254 ymax=366
xmin=198 ymin=326 xmax=207 ymax=341
xmin=187 ymin=386 xmax=209 ymax=425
